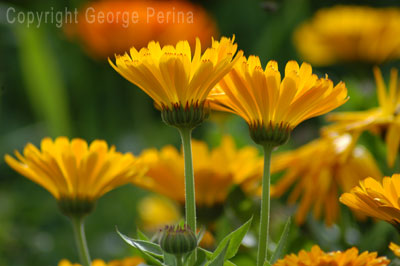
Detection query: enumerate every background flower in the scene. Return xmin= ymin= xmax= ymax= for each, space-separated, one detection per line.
xmin=65 ymin=0 xmax=218 ymax=59
xmin=340 ymin=174 xmax=400 ymax=230
xmin=293 ymin=6 xmax=400 ymax=66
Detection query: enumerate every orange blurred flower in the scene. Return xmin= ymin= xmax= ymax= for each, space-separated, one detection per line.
xmin=65 ymin=0 xmax=218 ymax=58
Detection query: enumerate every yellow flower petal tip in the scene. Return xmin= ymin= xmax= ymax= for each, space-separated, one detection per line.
xmin=273 ymin=245 xmax=390 ymax=266
xmin=293 ymin=5 xmax=400 ymax=66
xmin=208 ymin=57 xmax=348 ymax=146
xmin=5 ymin=137 xmax=146 ymax=217
xmin=133 ymin=135 xmax=262 ymax=221
xmin=390 ymin=242 xmax=400 ymax=257
xmin=265 ymin=134 xmax=381 ymax=226
xmin=340 ymin=174 xmax=400 ymax=230
xmin=109 ymin=36 xmax=242 ymax=128
xmin=325 ymin=67 xmax=400 ymax=167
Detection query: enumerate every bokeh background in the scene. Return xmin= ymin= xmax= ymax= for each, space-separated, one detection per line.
xmin=1 ymin=0 xmax=400 ymax=265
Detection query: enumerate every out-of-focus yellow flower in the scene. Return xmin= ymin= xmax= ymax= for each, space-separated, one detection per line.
xmin=138 ymin=195 xmax=181 ymax=231
xmin=293 ymin=6 xmax=400 ymax=66
xmin=265 ymin=134 xmax=381 ymax=225
xmin=340 ymin=174 xmax=400 ymax=229
xmin=109 ymin=36 xmax=242 ymax=112
xmin=273 ymin=245 xmax=390 ymax=266
xmin=209 ymin=57 xmax=347 ymax=145
xmin=325 ymin=67 xmax=400 ymax=167
xmin=65 ymin=0 xmax=218 ymax=59
xmin=133 ymin=136 xmax=262 ymax=208
xmin=389 ymin=242 xmax=400 ymax=257
xmin=58 ymin=257 xmax=144 ymax=266
xmin=4 ymin=137 xmax=145 ymax=217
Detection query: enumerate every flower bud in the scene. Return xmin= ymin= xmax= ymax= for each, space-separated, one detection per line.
xmin=159 ymin=224 xmax=197 ymax=255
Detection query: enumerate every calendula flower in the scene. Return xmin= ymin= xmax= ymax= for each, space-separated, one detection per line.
xmin=133 ymin=136 xmax=262 ymax=212
xmin=325 ymin=67 xmax=400 ymax=167
xmin=4 ymin=137 xmax=145 ymax=217
xmin=266 ymin=134 xmax=381 ymax=225
xmin=209 ymin=57 xmax=348 ymax=146
xmin=340 ymin=174 xmax=400 ymax=230
xmin=65 ymin=0 xmax=218 ymax=59
xmin=138 ymin=195 xmax=181 ymax=231
xmin=58 ymin=257 xmax=144 ymax=266
xmin=109 ymin=36 xmax=242 ymax=128
xmin=274 ymin=245 xmax=390 ymax=266
xmin=389 ymin=242 xmax=400 ymax=257
xmin=293 ymin=5 xmax=400 ymax=66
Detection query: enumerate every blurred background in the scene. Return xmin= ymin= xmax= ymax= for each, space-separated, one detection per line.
xmin=1 ymin=0 xmax=400 ymax=265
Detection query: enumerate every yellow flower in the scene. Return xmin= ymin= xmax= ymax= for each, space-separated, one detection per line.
xmin=109 ymin=36 xmax=242 ymax=112
xmin=389 ymin=242 xmax=400 ymax=257
xmin=325 ymin=67 xmax=400 ymax=167
xmin=293 ymin=6 xmax=400 ymax=66
xmin=273 ymin=245 xmax=390 ymax=266
xmin=133 ymin=135 xmax=262 ymax=209
xmin=138 ymin=195 xmax=181 ymax=231
xmin=209 ymin=57 xmax=348 ymax=145
xmin=58 ymin=257 xmax=144 ymax=266
xmin=340 ymin=174 xmax=400 ymax=229
xmin=265 ymin=134 xmax=381 ymax=225
xmin=4 ymin=137 xmax=145 ymax=217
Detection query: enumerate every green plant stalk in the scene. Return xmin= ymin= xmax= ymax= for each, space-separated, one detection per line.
xmin=178 ymin=127 xmax=197 ymax=233
xmin=71 ymin=217 xmax=91 ymax=266
xmin=178 ymin=127 xmax=197 ymax=265
xmin=257 ymin=144 xmax=274 ymax=266
xmin=176 ymin=254 xmax=183 ymax=266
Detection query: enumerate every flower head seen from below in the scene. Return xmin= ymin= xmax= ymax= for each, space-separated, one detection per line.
xmin=293 ymin=5 xmax=400 ymax=66
xmin=58 ymin=257 xmax=144 ymax=266
xmin=273 ymin=245 xmax=390 ymax=266
xmin=209 ymin=57 xmax=348 ymax=146
xmin=340 ymin=174 xmax=400 ymax=230
xmin=325 ymin=67 xmax=400 ymax=167
xmin=109 ymin=36 xmax=242 ymax=128
xmin=265 ymin=134 xmax=381 ymax=225
xmin=4 ymin=137 xmax=145 ymax=217
xmin=65 ymin=0 xmax=218 ymax=59
xmin=133 ymin=136 xmax=262 ymax=219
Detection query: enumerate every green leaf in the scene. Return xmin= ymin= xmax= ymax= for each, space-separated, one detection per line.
xmin=270 ymin=217 xmax=291 ymax=264
xmin=207 ymin=240 xmax=230 ymax=266
xmin=212 ymin=217 xmax=253 ymax=260
xmin=193 ymin=248 xmax=207 ymax=266
xmin=163 ymin=252 xmax=176 ymax=266
xmin=199 ymin=248 xmax=236 ymax=266
xmin=137 ymin=229 xmax=150 ymax=241
xmin=14 ymin=24 xmax=71 ymax=136
xmin=263 ymin=260 xmax=272 ymax=266
xmin=116 ymin=228 xmax=163 ymax=259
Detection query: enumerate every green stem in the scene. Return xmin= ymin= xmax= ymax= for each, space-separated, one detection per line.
xmin=71 ymin=217 xmax=91 ymax=266
xmin=178 ymin=127 xmax=197 ymax=233
xmin=176 ymin=254 xmax=183 ymax=266
xmin=257 ymin=144 xmax=274 ymax=266
xmin=178 ymin=127 xmax=197 ymax=266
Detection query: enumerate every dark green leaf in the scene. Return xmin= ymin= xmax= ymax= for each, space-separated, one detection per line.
xmin=212 ymin=217 xmax=253 ymax=260
xmin=207 ymin=240 xmax=230 ymax=266
xmin=270 ymin=217 xmax=291 ymax=263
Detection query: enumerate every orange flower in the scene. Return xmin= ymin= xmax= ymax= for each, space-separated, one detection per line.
xmin=274 ymin=245 xmax=389 ymax=266
xmin=65 ymin=0 xmax=218 ymax=58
